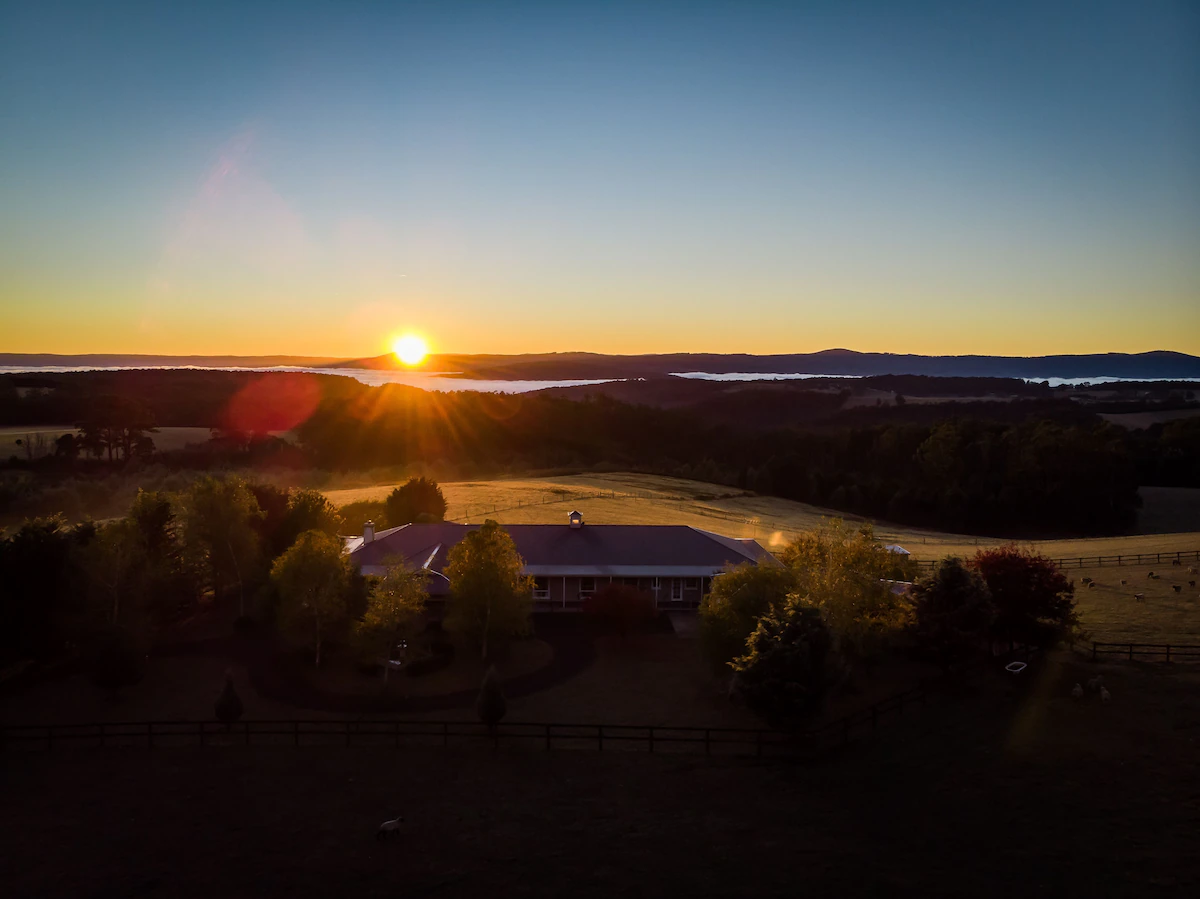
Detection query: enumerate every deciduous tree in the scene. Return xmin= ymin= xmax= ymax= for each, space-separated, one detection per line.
xmin=352 ymin=560 xmax=427 ymax=666
xmin=972 ymin=546 xmax=1078 ymax=649
xmin=730 ymin=595 xmax=832 ymax=730
xmin=699 ymin=562 xmax=795 ymax=670
xmin=385 ymin=476 xmax=447 ymax=526
xmin=271 ymin=530 xmax=352 ymax=667
xmin=444 ymin=520 xmax=532 ymax=660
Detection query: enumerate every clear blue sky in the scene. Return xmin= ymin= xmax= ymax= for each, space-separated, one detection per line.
xmin=1 ymin=0 xmax=1197 ymax=357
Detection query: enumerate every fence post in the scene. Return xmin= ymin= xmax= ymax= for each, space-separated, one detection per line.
xmin=99 ymin=723 xmax=106 ymax=748
xmin=545 ymin=724 xmax=551 ymax=751
xmin=199 ymin=722 xmax=206 ymax=747
xmin=705 ymin=729 xmax=711 ymax=755
xmin=1166 ymin=645 xmax=1171 ymax=663
xmin=47 ymin=726 xmax=52 ymax=751
xmin=443 ymin=722 xmax=449 ymax=748
xmin=597 ymin=725 xmax=603 ymax=751
xmin=756 ymin=729 xmax=763 ymax=758
xmin=147 ymin=723 xmax=154 ymax=749
xmin=1129 ymin=644 xmax=1134 ymax=661
xmin=1092 ymin=643 xmax=1098 ymax=662
xmin=296 ymin=721 xmax=301 ymax=747
xmin=648 ymin=726 xmax=654 ymax=754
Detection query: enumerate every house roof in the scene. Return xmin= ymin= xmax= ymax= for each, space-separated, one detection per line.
xmin=346 ymin=522 xmax=777 ymax=582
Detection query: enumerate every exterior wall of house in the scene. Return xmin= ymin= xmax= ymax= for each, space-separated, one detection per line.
xmin=531 ymin=574 xmax=710 ymax=611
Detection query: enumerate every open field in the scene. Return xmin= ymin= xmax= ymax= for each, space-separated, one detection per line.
xmin=4 ymin=657 xmax=1199 ymax=898
xmin=326 ymin=471 xmax=1200 ymax=560
xmin=1070 ymin=563 xmax=1200 ymax=644
xmin=0 ymin=425 xmax=213 ymax=458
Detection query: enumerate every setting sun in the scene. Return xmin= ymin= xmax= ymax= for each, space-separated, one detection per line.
xmin=391 ymin=334 xmax=429 ymax=366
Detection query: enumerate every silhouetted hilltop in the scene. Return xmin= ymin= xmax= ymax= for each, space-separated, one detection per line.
xmin=337 ymin=349 xmax=1200 ymax=380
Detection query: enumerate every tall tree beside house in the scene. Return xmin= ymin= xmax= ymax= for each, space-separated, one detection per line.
xmin=385 ymin=477 xmax=448 ymax=526
xmin=271 ymin=530 xmax=352 ymax=667
xmin=351 ymin=559 xmax=428 ymax=666
xmin=781 ymin=520 xmax=915 ymax=670
xmin=181 ymin=476 xmax=263 ymax=617
xmin=699 ymin=562 xmax=795 ymax=671
xmin=444 ymin=520 xmax=533 ymax=660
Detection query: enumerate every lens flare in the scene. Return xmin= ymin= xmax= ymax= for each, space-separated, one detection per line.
xmin=392 ymin=334 xmax=428 ymax=366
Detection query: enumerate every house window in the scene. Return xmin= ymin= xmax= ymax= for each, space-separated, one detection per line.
xmin=670 ymin=579 xmax=683 ymax=601
xmin=580 ymin=577 xmax=596 ymax=594
xmin=685 ymin=578 xmax=700 ymax=590
xmin=533 ymin=577 xmax=550 ymax=600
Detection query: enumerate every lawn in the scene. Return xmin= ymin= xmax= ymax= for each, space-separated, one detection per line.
xmin=3 ymin=656 xmax=1198 ymax=898
xmin=325 ymin=471 xmax=1200 ymax=561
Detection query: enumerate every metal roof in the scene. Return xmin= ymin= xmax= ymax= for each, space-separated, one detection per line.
xmin=347 ymin=522 xmax=776 ymax=580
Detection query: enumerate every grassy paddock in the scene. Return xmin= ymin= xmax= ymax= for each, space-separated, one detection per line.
xmin=326 ymin=471 xmax=1200 ymax=561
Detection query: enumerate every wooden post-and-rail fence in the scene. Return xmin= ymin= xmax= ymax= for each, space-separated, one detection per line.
xmin=915 ymin=549 xmax=1200 ymax=572
xmin=1090 ymin=642 xmax=1200 ymax=663
xmin=1 ymin=684 xmax=932 ymax=757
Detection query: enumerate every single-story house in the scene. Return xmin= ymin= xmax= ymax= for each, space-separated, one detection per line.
xmin=344 ymin=510 xmax=778 ymax=611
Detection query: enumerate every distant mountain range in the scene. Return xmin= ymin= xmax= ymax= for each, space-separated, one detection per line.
xmin=338 ymin=349 xmax=1200 ymax=380
xmin=2 ymin=349 xmax=1198 ymax=380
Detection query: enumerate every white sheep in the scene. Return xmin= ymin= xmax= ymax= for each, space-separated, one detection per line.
xmin=376 ymin=814 xmax=405 ymax=841
xmin=1071 ymin=683 xmax=1083 ymax=699
xmin=1087 ymin=675 xmax=1104 ymax=692
xmin=1100 ymin=687 xmax=1111 ymax=703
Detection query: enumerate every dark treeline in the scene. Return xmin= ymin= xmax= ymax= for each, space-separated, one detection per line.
xmin=4 ymin=370 xmax=1197 ymax=536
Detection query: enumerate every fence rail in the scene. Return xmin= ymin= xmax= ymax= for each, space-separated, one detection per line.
xmin=915 ymin=549 xmax=1200 ymax=571
xmin=1 ymin=683 xmax=932 ymax=757
xmin=1090 ymin=641 xmax=1200 ymax=663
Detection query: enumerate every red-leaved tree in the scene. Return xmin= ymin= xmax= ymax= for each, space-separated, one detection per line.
xmin=971 ymin=546 xmax=1078 ymax=649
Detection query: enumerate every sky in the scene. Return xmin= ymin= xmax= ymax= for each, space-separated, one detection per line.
xmin=1 ymin=0 xmax=1198 ymax=358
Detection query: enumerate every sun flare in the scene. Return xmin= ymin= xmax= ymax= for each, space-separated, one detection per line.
xmin=391 ymin=334 xmax=429 ymax=366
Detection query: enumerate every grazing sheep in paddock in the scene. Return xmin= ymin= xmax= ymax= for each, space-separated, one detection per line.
xmin=1081 ymin=577 xmax=1092 ymax=585
xmin=1120 ymin=579 xmax=1127 ymax=586
xmin=1173 ymin=584 xmax=1182 ymax=593
xmin=1087 ymin=675 xmax=1104 ymax=693
xmin=1100 ymin=687 xmax=1111 ymax=703
xmin=1190 ymin=580 xmax=1196 ymax=588
xmin=376 ymin=814 xmax=405 ymax=841
xmin=1071 ymin=683 xmax=1083 ymax=700
xmin=1134 ymin=593 xmax=1145 ymax=602
xmin=1188 ymin=567 xmax=1197 ymax=575
xmin=1172 ymin=558 xmax=1182 ymax=566
xmin=1087 ymin=581 xmax=1096 ymax=589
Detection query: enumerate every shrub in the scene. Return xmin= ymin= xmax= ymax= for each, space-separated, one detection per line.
xmin=582 ymin=583 xmax=657 ymax=636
